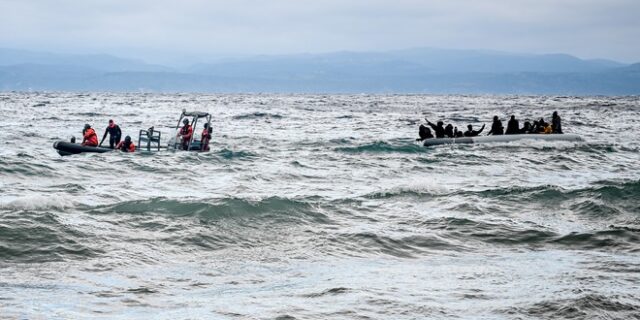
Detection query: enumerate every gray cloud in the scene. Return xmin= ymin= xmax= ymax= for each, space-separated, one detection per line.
xmin=1 ymin=0 xmax=639 ymax=63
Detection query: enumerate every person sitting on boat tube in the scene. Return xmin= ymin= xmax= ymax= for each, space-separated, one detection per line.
xmin=416 ymin=124 xmax=434 ymax=141
xmin=178 ymin=118 xmax=193 ymax=150
xmin=99 ymin=119 xmax=122 ymax=149
xmin=487 ymin=116 xmax=504 ymax=135
xmin=464 ymin=124 xmax=485 ymax=137
xmin=81 ymin=124 xmax=99 ymax=147
xmin=116 ymin=135 xmax=135 ymax=152
xmin=201 ymin=123 xmax=212 ymax=151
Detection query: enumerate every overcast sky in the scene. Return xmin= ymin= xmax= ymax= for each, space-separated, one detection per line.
xmin=1 ymin=0 xmax=639 ymax=63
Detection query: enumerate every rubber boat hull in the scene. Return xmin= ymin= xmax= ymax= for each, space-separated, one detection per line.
xmin=423 ymin=133 xmax=583 ymax=146
xmin=53 ymin=141 xmax=113 ymax=156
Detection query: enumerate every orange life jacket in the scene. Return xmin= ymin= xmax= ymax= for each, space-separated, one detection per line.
xmin=117 ymin=141 xmax=136 ymax=152
xmin=83 ymin=128 xmax=98 ymax=146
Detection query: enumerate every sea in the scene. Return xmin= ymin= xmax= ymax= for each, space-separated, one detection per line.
xmin=1 ymin=93 xmax=639 ymax=319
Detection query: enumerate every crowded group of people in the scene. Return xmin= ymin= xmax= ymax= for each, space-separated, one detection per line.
xmin=80 ymin=118 xmax=212 ymax=152
xmin=417 ymin=111 xmax=562 ymax=141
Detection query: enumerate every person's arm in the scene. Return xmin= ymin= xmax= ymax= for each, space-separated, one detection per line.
xmin=476 ymin=124 xmax=485 ymax=135
xmin=99 ymin=128 xmax=108 ymax=146
xmin=116 ymin=125 xmax=121 ymax=137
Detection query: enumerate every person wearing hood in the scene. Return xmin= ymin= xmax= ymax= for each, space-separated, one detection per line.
xmin=487 ymin=116 xmax=504 ymax=135
xmin=99 ymin=119 xmax=122 ymax=148
xmin=81 ymin=124 xmax=98 ymax=147
xmin=552 ymin=111 xmax=563 ymax=134
xmin=505 ymin=115 xmax=520 ymax=135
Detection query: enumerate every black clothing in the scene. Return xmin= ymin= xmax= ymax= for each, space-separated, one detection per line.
xmin=417 ymin=125 xmax=434 ymax=141
xmin=488 ymin=120 xmax=504 ymax=135
xmin=427 ymin=122 xmax=446 ymax=138
xmin=552 ymin=115 xmax=562 ymax=134
xmin=464 ymin=124 xmax=485 ymax=137
xmin=444 ymin=125 xmax=454 ymax=138
xmin=102 ymin=125 xmax=122 ymax=149
xmin=506 ymin=119 xmax=519 ymax=135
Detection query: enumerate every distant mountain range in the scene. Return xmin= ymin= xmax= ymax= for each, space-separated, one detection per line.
xmin=1 ymin=47 xmax=638 ymax=94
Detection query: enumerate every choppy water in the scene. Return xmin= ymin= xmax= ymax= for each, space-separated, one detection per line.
xmin=1 ymin=93 xmax=639 ymax=319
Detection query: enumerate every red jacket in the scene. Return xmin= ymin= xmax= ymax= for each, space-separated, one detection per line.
xmin=83 ymin=128 xmax=98 ymax=146
xmin=180 ymin=125 xmax=193 ymax=140
xmin=116 ymin=141 xmax=136 ymax=152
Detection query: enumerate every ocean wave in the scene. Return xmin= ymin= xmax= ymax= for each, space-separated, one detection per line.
xmin=335 ymin=141 xmax=426 ymax=154
xmin=513 ymin=294 xmax=639 ymax=319
xmin=89 ymin=196 xmax=334 ymax=225
xmin=420 ymin=217 xmax=640 ymax=252
xmin=0 ymin=195 xmax=75 ymax=211
xmin=0 ymin=212 xmax=100 ymax=262
xmin=232 ymin=112 xmax=283 ymax=120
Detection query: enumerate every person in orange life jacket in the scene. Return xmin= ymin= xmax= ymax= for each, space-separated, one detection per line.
xmin=100 ymin=119 xmax=122 ymax=148
xmin=178 ymin=118 xmax=193 ymax=150
xmin=116 ymin=135 xmax=135 ymax=152
xmin=201 ymin=123 xmax=212 ymax=151
xmin=82 ymin=124 xmax=99 ymax=147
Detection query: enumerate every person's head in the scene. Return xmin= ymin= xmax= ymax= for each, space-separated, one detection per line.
xmin=84 ymin=123 xmax=91 ymax=130
xmin=124 ymin=135 xmax=131 ymax=142
xmin=183 ymin=119 xmax=189 ymax=125
xmin=511 ymin=115 xmax=515 ymax=120
xmin=467 ymin=124 xmax=473 ymax=131
xmin=437 ymin=121 xmax=443 ymax=127
xmin=524 ymin=121 xmax=531 ymax=128
xmin=553 ymin=111 xmax=558 ymax=118
xmin=493 ymin=116 xmax=498 ymax=121
xmin=446 ymin=124 xmax=452 ymax=128
xmin=204 ymin=123 xmax=209 ymax=129
xmin=109 ymin=119 xmax=114 ymax=124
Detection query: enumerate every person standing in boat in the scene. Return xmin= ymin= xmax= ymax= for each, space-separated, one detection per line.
xmin=99 ymin=119 xmax=122 ymax=149
xmin=505 ymin=115 xmax=520 ymax=134
xmin=464 ymin=124 xmax=485 ymax=137
xmin=425 ymin=119 xmax=446 ymax=138
xmin=552 ymin=111 xmax=563 ymax=134
xmin=116 ymin=135 xmax=136 ymax=152
xmin=81 ymin=124 xmax=99 ymax=147
xmin=487 ymin=116 xmax=504 ymax=135
xmin=178 ymin=118 xmax=193 ymax=150
xmin=201 ymin=123 xmax=212 ymax=151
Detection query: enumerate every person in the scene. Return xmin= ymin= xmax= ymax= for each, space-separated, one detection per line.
xmin=543 ymin=121 xmax=553 ymax=134
xmin=178 ymin=118 xmax=193 ymax=150
xmin=520 ymin=121 xmax=532 ymax=134
xmin=464 ymin=124 xmax=485 ymax=137
xmin=444 ymin=124 xmax=454 ymax=138
xmin=99 ymin=119 xmax=122 ymax=149
xmin=417 ymin=124 xmax=434 ymax=141
xmin=537 ymin=118 xmax=548 ymax=133
xmin=81 ymin=124 xmax=98 ymax=147
xmin=201 ymin=123 xmax=212 ymax=151
xmin=425 ymin=119 xmax=446 ymax=138
xmin=453 ymin=127 xmax=464 ymax=138
xmin=487 ymin=116 xmax=504 ymax=135
xmin=505 ymin=115 xmax=520 ymax=135
xmin=116 ymin=135 xmax=135 ymax=152
xmin=552 ymin=111 xmax=563 ymax=134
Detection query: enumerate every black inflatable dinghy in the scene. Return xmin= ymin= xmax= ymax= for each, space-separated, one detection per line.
xmin=53 ymin=141 xmax=113 ymax=156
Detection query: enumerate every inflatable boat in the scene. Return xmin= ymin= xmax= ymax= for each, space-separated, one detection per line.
xmin=53 ymin=141 xmax=114 ymax=156
xmin=423 ymin=133 xmax=583 ymax=146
